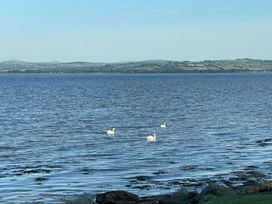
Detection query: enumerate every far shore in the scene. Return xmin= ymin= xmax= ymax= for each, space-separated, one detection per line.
xmin=1 ymin=58 xmax=272 ymax=74
xmin=0 ymin=70 xmax=271 ymax=74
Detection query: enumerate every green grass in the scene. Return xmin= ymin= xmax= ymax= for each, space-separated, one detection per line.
xmin=202 ymin=194 xmax=272 ymax=204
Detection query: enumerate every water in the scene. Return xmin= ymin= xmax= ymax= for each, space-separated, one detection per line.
xmin=0 ymin=73 xmax=272 ymax=203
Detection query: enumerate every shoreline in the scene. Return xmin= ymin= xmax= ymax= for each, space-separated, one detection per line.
xmin=65 ymin=182 xmax=272 ymax=204
xmin=0 ymin=70 xmax=272 ymax=74
xmin=65 ymin=168 xmax=272 ymax=204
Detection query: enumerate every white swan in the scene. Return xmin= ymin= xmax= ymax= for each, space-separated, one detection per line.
xmin=160 ymin=122 xmax=166 ymax=128
xmin=106 ymin=128 xmax=115 ymax=136
xmin=147 ymin=133 xmax=156 ymax=142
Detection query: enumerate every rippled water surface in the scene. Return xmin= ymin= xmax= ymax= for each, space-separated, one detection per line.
xmin=0 ymin=73 xmax=272 ymax=203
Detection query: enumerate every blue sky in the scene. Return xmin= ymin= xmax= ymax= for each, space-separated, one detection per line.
xmin=0 ymin=0 xmax=272 ymax=62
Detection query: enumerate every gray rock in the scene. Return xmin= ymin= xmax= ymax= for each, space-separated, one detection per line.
xmin=96 ymin=191 xmax=139 ymax=204
xmin=197 ymin=183 xmax=236 ymax=203
xmin=236 ymin=182 xmax=272 ymax=194
xmin=137 ymin=200 xmax=159 ymax=204
xmin=171 ymin=189 xmax=198 ymax=204
xmin=66 ymin=197 xmax=96 ymax=204
xmin=142 ymin=189 xmax=198 ymax=204
xmin=142 ymin=194 xmax=172 ymax=204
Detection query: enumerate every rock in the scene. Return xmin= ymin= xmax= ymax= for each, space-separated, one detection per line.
xmin=153 ymin=170 xmax=167 ymax=175
xmin=137 ymin=199 xmax=159 ymax=204
xmin=256 ymin=138 xmax=272 ymax=147
xmin=234 ymin=170 xmax=267 ymax=181
xmin=66 ymin=195 xmax=96 ymax=204
xmin=200 ymin=183 xmax=236 ymax=196
xmin=66 ymin=197 xmax=96 ymax=204
xmin=142 ymin=194 xmax=172 ymax=204
xmin=142 ymin=189 xmax=198 ymax=204
xmin=171 ymin=189 xmax=198 ymax=204
xmin=135 ymin=176 xmax=151 ymax=181
xmin=34 ymin=177 xmax=48 ymax=185
xmin=179 ymin=165 xmax=198 ymax=172
xmin=96 ymin=191 xmax=139 ymax=204
xmin=197 ymin=183 xmax=236 ymax=203
xmin=65 ymin=193 xmax=96 ymax=204
xmin=236 ymin=182 xmax=272 ymax=194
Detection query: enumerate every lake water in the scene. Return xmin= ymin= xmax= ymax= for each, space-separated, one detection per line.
xmin=0 ymin=73 xmax=272 ymax=203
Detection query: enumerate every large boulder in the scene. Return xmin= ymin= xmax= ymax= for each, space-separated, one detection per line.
xmin=197 ymin=183 xmax=236 ymax=203
xmin=96 ymin=191 xmax=139 ymax=204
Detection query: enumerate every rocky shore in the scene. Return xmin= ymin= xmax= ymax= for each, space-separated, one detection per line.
xmin=65 ymin=182 xmax=272 ymax=204
xmin=65 ymin=169 xmax=272 ymax=204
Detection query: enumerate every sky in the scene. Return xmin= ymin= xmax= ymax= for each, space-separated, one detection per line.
xmin=0 ymin=0 xmax=272 ymax=62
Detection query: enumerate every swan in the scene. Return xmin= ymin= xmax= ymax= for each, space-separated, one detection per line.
xmin=147 ymin=133 xmax=156 ymax=142
xmin=106 ymin=128 xmax=115 ymax=136
xmin=160 ymin=122 xmax=166 ymax=128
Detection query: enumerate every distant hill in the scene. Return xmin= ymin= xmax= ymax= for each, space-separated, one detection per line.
xmin=0 ymin=59 xmax=272 ymax=73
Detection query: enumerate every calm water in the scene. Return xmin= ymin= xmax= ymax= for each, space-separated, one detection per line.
xmin=0 ymin=73 xmax=272 ymax=203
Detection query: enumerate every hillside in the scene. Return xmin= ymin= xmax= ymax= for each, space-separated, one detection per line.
xmin=0 ymin=59 xmax=271 ymax=73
